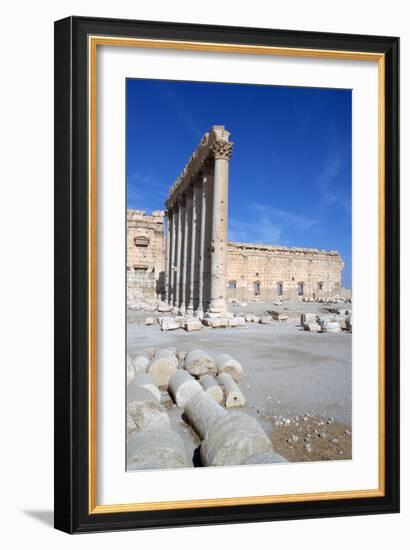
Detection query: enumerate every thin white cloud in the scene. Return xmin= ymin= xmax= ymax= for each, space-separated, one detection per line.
xmin=229 ymin=203 xmax=319 ymax=245
xmin=316 ymin=150 xmax=351 ymax=213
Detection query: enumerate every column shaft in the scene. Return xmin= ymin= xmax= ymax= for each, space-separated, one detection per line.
xmin=181 ymin=192 xmax=191 ymax=313
xmin=208 ymin=156 xmax=229 ymax=316
xmin=175 ymin=201 xmax=183 ymax=308
xmin=197 ymin=172 xmax=208 ymax=315
xmin=187 ymin=184 xmax=197 ymax=314
xmin=170 ymin=207 xmax=177 ymax=306
xmin=164 ymin=212 xmax=170 ymax=303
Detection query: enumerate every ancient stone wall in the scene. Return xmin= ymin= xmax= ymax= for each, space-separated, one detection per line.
xmin=127 ymin=209 xmax=165 ymax=304
xmin=226 ymin=242 xmax=344 ymax=301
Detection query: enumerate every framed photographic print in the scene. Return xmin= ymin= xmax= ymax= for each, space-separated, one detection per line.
xmin=54 ymin=16 xmax=400 ymax=533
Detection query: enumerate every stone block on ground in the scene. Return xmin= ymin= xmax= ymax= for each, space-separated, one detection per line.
xmin=160 ymin=317 xmax=180 ymax=331
xmin=129 ymin=373 xmax=161 ymax=402
xmin=127 ymin=400 xmax=171 ymax=438
xmin=200 ymin=412 xmax=273 ymax=467
xmin=127 ymin=384 xmax=159 ymax=406
xmin=199 ymin=374 xmax=224 ymax=404
xmin=145 ymin=316 xmax=155 ymax=325
xmin=303 ymin=321 xmax=321 ymax=332
xmin=184 ymin=349 xmax=217 ymax=377
xmin=321 ymin=321 xmax=342 ymax=334
xmin=228 ymin=317 xmax=246 ymax=328
xmin=168 ymin=370 xmax=203 ymax=408
xmin=147 ymin=350 xmax=177 ymax=388
xmin=259 ymin=316 xmax=272 ymax=324
xmin=157 ymin=302 xmax=171 ymax=313
xmin=245 ymin=313 xmax=260 ymax=323
xmin=133 ymin=352 xmax=151 ymax=374
xmin=215 ymin=354 xmax=244 ymax=383
xmin=300 ymin=312 xmax=317 ymax=324
xmin=202 ymin=318 xmax=229 ymax=328
xmin=127 ymin=429 xmax=190 ymax=470
xmin=241 ymin=451 xmax=288 ymax=465
xmin=184 ymin=391 xmax=228 ymax=439
xmin=271 ymin=311 xmax=288 ymax=322
xmin=184 ymin=319 xmax=202 ymax=332
xmin=217 ymin=372 xmax=246 ymax=407
xmin=127 ymin=361 xmax=136 ymax=386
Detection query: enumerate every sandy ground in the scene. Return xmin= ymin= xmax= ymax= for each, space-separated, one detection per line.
xmin=127 ymin=301 xmax=352 ymax=464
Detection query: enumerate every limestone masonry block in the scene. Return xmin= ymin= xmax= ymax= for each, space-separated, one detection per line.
xmin=301 ymin=312 xmax=317 ymax=324
xmin=228 ymin=317 xmax=246 ymax=327
xmin=129 ymin=373 xmax=161 ymax=402
xmin=184 ymin=349 xmax=217 ymax=377
xmin=321 ymin=321 xmax=342 ymax=334
xmin=259 ymin=316 xmax=273 ymax=324
xmin=271 ymin=311 xmax=288 ymax=322
xmin=184 ymin=391 xmax=228 ymax=439
xmin=127 ymin=400 xmax=171 ymax=439
xmin=241 ymin=451 xmax=288 ymax=465
xmin=245 ymin=313 xmax=260 ymax=322
xmin=168 ymin=370 xmax=203 ymax=408
xmin=199 ymin=374 xmax=224 ymax=404
xmin=200 ymin=412 xmax=273 ymax=467
xmin=160 ymin=317 xmax=180 ymax=331
xmin=215 ymin=354 xmax=244 ymax=383
xmin=133 ymin=352 xmax=151 ymax=374
xmin=127 ymin=384 xmax=159 ymax=406
xmin=184 ymin=319 xmax=202 ymax=332
xmin=127 ymin=430 xmax=190 ymax=470
xmin=217 ymin=372 xmax=246 ymax=407
xmin=147 ymin=351 xmax=177 ymax=388
xmin=303 ymin=321 xmax=321 ymax=332
xmin=127 ymin=362 xmax=136 ymax=386
xmin=145 ymin=317 xmax=155 ymax=325
xmin=202 ymin=318 xmax=229 ymax=328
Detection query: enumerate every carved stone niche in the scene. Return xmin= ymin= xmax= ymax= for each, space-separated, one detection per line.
xmin=134 ymin=235 xmax=149 ymax=247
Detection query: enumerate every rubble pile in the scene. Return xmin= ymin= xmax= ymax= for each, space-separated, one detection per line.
xmin=126 ymin=347 xmax=287 ymax=470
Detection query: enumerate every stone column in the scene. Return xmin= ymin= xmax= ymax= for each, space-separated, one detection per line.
xmin=187 ymin=183 xmax=197 ymax=315
xmin=181 ymin=193 xmax=190 ymax=314
xmin=175 ymin=199 xmax=184 ymax=309
xmin=206 ymin=137 xmax=233 ymax=317
xmin=197 ymin=169 xmax=209 ymax=317
xmin=193 ymin=179 xmax=202 ymax=315
xmin=170 ymin=206 xmax=177 ymax=306
xmin=164 ymin=211 xmax=170 ymax=303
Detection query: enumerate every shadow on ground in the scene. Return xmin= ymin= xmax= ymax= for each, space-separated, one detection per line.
xmin=23 ymin=510 xmax=54 ymax=527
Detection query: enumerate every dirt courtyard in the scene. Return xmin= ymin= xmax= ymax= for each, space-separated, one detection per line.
xmin=127 ymin=300 xmax=352 ymax=463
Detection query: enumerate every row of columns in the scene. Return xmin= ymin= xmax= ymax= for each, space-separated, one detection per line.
xmin=164 ymin=129 xmax=233 ymax=318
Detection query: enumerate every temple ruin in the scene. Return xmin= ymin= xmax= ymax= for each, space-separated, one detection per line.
xmin=127 ymin=125 xmax=346 ymax=309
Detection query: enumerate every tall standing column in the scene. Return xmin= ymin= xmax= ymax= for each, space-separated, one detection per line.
xmin=187 ymin=184 xmax=197 ymax=315
xmin=180 ymin=193 xmax=189 ymax=314
xmin=175 ymin=199 xmax=184 ymax=308
xmin=170 ymin=206 xmax=177 ymax=306
xmin=164 ymin=211 xmax=170 ymax=303
xmin=193 ymin=179 xmax=202 ymax=315
xmin=197 ymin=170 xmax=209 ymax=317
xmin=207 ymin=137 xmax=233 ymax=316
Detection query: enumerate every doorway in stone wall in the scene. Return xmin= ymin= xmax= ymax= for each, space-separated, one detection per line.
xmin=254 ymin=281 xmax=261 ymax=296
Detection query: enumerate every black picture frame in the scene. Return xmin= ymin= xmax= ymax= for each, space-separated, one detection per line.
xmin=54 ymin=15 xmax=400 ymax=534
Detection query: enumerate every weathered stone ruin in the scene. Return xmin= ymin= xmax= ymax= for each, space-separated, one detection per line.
xmin=126 ymin=346 xmax=288 ymax=470
xmin=127 ymin=125 xmax=348 ymax=311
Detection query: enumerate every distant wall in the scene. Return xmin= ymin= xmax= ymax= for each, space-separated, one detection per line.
xmin=127 ymin=209 xmax=165 ymax=304
xmin=126 ymin=212 xmax=346 ymax=304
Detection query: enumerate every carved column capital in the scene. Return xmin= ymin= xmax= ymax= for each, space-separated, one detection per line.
xmin=210 ymin=139 xmax=233 ymax=161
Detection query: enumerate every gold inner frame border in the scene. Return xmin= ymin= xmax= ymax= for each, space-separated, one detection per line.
xmin=87 ymin=35 xmax=386 ymax=514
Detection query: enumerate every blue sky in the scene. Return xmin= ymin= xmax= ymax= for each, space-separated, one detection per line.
xmin=126 ymin=79 xmax=352 ymax=287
